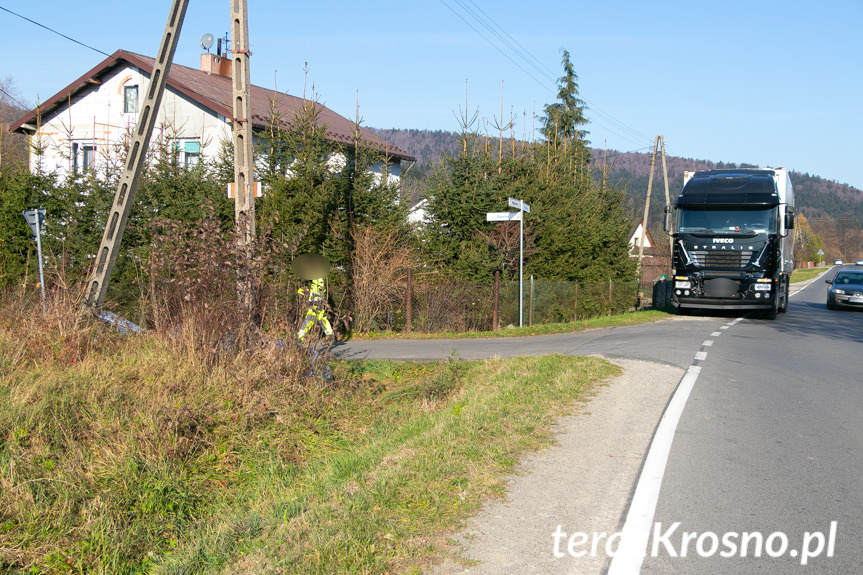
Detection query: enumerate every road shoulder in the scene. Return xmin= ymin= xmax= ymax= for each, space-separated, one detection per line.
xmin=426 ymin=358 xmax=684 ymax=575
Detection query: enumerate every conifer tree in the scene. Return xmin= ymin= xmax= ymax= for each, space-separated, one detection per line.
xmin=538 ymin=49 xmax=589 ymax=153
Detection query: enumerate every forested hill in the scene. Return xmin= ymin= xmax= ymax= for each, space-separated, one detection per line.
xmin=370 ymin=127 xmax=863 ymax=226
xmin=595 ymin=149 xmax=863 ymax=225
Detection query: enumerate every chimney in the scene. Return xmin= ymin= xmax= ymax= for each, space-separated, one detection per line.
xmin=200 ymin=53 xmax=231 ymax=78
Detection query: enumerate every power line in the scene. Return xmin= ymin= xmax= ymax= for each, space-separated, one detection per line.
xmin=452 ymin=0 xmax=558 ymax=86
xmin=436 ymin=0 xmax=653 ymax=150
xmin=437 ymin=0 xmax=553 ymax=93
xmin=0 ymin=85 xmax=28 ymax=109
xmin=463 ymin=0 xmax=558 ymax=82
xmin=0 ymin=5 xmax=111 ymax=58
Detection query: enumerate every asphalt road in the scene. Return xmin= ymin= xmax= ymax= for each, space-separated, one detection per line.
xmin=334 ymin=315 xmax=718 ymax=368
xmin=638 ymin=270 xmax=863 ymax=574
xmin=335 ymin=270 xmax=863 ymax=574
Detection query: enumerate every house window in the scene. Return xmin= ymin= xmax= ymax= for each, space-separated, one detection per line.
xmin=171 ymin=139 xmax=202 ymax=167
xmin=124 ymin=85 xmax=138 ymax=114
xmin=72 ymin=142 xmax=97 ymax=172
xmin=183 ymin=141 xmax=201 ymax=167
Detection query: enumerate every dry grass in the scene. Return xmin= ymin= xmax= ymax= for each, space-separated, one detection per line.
xmin=1 ymin=283 xmax=618 ymax=574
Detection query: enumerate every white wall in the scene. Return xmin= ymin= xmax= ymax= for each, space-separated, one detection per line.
xmin=30 ymin=64 xmax=404 ymax=189
xmin=31 ymin=64 xmax=230 ymax=176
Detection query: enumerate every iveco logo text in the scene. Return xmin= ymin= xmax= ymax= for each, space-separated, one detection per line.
xmin=713 ymin=238 xmax=734 ymax=244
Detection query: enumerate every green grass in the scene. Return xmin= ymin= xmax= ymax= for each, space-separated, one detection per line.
xmin=1 ymin=305 xmax=619 ymax=574
xmin=355 ymin=308 xmax=671 ymax=340
xmin=791 ymin=267 xmax=829 ymax=283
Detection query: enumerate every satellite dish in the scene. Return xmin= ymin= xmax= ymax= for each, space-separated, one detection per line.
xmin=200 ymin=33 xmax=215 ymax=52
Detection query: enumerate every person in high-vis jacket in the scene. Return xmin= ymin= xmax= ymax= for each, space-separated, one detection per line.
xmin=297 ymin=277 xmax=333 ymax=341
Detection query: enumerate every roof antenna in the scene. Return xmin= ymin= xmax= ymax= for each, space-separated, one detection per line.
xmin=216 ymin=32 xmax=231 ymax=58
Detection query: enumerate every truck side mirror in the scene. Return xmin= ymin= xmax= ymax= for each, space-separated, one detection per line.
xmin=785 ymin=209 xmax=795 ymax=230
xmin=663 ymin=205 xmax=672 ymax=233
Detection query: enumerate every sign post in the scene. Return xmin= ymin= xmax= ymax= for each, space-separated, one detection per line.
xmin=22 ymin=209 xmax=46 ymax=308
xmin=508 ymin=198 xmax=531 ymax=326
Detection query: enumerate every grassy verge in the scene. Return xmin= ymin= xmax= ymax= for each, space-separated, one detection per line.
xmin=1 ymin=298 xmax=619 ymax=574
xmin=356 ymin=308 xmax=671 ymax=340
xmin=791 ymin=267 xmax=829 ymax=283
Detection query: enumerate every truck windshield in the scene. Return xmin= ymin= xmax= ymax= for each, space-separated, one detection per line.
xmin=677 ymin=207 xmax=777 ymax=234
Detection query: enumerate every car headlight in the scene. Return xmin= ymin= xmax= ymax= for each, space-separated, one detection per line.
xmin=833 ymin=289 xmax=846 ymax=295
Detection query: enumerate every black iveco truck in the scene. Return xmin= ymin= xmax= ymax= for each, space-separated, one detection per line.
xmin=665 ymin=168 xmax=795 ymax=320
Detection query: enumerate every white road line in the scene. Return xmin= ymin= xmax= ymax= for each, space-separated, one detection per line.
xmin=694 ymin=351 xmax=708 ymax=361
xmin=607 ymin=364 xmax=703 ymax=574
xmin=702 ymin=340 xmax=714 ymax=347
xmin=711 ymin=331 xmax=721 ymax=337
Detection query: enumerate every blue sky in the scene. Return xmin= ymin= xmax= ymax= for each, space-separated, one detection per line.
xmin=2 ymin=0 xmax=862 ymax=190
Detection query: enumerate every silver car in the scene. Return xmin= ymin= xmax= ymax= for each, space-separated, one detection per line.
xmin=826 ymin=270 xmax=863 ymax=310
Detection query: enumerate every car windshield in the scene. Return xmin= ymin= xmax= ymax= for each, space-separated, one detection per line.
xmin=834 ymin=273 xmax=863 ymax=285
xmin=677 ymin=207 xmax=777 ymax=234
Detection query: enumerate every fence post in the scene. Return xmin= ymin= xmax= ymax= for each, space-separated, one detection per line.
xmin=574 ymin=281 xmax=578 ymax=322
xmin=493 ymin=269 xmax=500 ymax=331
xmin=406 ymin=268 xmax=412 ymax=333
xmin=609 ymin=280 xmax=613 ymax=317
xmin=529 ymin=274 xmax=534 ymax=327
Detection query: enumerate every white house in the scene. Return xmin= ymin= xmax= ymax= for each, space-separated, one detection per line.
xmin=10 ymin=50 xmax=414 ymax=179
xmin=628 ymin=218 xmax=655 ymax=252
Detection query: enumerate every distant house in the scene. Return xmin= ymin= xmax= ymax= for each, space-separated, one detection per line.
xmin=10 ymin=50 xmax=414 ymax=180
xmin=407 ymin=199 xmax=429 ymax=226
xmin=629 ymin=218 xmax=670 ymax=284
xmin=628 ymin=218 xmax=655 ymax=254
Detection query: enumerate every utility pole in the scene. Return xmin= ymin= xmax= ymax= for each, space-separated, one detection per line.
xmin=638 ymin=135 xmax=672 ymax=273
xmin=83 ymin=0 xmax=189 ymax=310
xmin=231 ymin=0 xmax=256 ymax=311
xmin=638 ymin=136 xmax=659 ymax=271
xmin=659 ymin=135 xmax=672 ymax=263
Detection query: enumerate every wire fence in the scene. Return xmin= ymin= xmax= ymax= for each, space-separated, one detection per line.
xmin=366 ymin=277 xmax=656 ymax=333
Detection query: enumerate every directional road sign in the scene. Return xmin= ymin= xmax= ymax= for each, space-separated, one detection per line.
xmin=486 ymin=211 xmax=522 ymax=222
xmin=508 ymin=197 xmax=530 ymax=213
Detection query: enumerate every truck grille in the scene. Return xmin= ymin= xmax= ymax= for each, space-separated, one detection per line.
xmin=691 ymin=250 xmax=754 ymax=269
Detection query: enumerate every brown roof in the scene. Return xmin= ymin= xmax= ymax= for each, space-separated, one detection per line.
xmin=10 ymin=49 xmax=415 ymax=162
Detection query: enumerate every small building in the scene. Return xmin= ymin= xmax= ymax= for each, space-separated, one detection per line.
xmin=628 ymin=218 xmax=656 ymax=253
xmin=629 ymin=218 xmax=670 ymax=284
xmin=10 ymin=49 xmax=414 ymax=179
